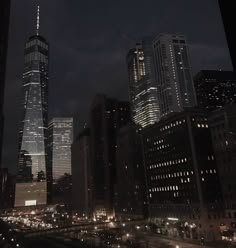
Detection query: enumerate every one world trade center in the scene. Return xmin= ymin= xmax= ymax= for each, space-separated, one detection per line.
xmin=15 ymin=5 xmax=49 ymax=207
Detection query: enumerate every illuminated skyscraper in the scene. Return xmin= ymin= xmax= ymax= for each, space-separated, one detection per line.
xmin=15 ymin=6 xmax=49 ymax=207
xmin=153 ymin=34 xmax=197 ymax=117
xmin=127 ymin=39 xmax=160 ymax=127
xmin=48 ymin=118 xmax=73 ymax=181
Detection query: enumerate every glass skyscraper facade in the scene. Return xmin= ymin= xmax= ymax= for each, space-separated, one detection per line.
xmin=127 ymin=39 xmax=160 ymax=127
xmin=48 ymin=118 xmax=73 ymax=181
xmin=15 ymin=6 xmax=49 ymax=207
xmin=153 ymin=34 xmax=197 ymax=117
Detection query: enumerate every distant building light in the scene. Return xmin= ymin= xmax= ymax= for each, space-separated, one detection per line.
xmin=167 ymin=217 xmax=179 ymax=221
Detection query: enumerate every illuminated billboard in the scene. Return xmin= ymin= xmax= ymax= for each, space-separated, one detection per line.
xmin=25 ymin=200 xmax=37 ymax=206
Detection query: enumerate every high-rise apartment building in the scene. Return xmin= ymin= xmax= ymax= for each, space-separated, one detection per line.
xmin=48 ymin=118 xmax=73 ymax=181
xmin=218 ymin=1 xmax=236 ymax=72
xmin=153 ymin=34 xmax=197 ymax=117
xmin=142 ymin=110 xmax=223 ymax=241
xmin=90 ymin=94 xmax=130 ymax=216
xmin=72 ymin=128 xmax=93 ymax=215
xmin=0 ymin=0 xmax=11 ymax=168
xmin=209 ymin=104 xmax=236 ymax=227
xmin=15 ymin=6 xmax=49 ymax=207
xmin=194 ymin=70 xmax=236 ymax=110
xmin=127 ymin=39 xmax=160 ymax=127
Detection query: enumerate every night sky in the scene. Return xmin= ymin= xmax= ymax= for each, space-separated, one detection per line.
xmin=2 ymin=0 xmax=232 ymax=173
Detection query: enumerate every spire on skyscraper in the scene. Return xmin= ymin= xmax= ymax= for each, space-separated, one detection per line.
xmin=36 ymin=5 xmax=40 ymax=35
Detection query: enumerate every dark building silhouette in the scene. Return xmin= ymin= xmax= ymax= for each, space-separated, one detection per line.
xmin=52 ymin=173 xmax=72 ymax=207
xmin=114 ymin=123 xmax=147 ymax=218
xmin=0 ymin=0 xmax=11 ymax=168
xmin=209 ymin=104 xmax=236 ymax=228
xmin=90 ymin=94 xmax=131 ymax=216
xmin=0 ymin=168 xmax=15 ymax=209
xmin=142 ymin=110 xmax=223 ymax=241
xmin=72 ymin=128 xmax=93 ymax=215
xmin=194 ymin=70 xmax=236 ymax=110
xmin=218 ymin=1 xmax=236 ymax=72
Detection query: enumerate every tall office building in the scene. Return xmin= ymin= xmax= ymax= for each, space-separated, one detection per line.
xmin=153 ymin=34 xmax=197 ymax=117
xmin=72 ymin=128 xmax=93 ymax=215
xmin=143 ymin=110 xmax=223 ymax=241
xmin=115 ymin=123 xmax=147 ymax=218
xmin=127 ymin=39 xmax=160 ymax=127
xmin=48 ymin=118 xmax=73 ymax=181
xmin=90 ymin=94 xmax=130 ymax=216
xmin=15 ymin=6 xmax=49 ymax=207
xmin=0 ymin=0 xmax=11 ymax=167
xmin=194 ymin=70 xmax=236 ymax=110
xmin=209 ymin=104 xmax=236 ymax=226
xmin=218 ymin=1 xmax=236 ymax=72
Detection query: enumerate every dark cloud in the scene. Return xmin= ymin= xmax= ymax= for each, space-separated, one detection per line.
xmin=2 ymin=0 xmax=232 ymax=173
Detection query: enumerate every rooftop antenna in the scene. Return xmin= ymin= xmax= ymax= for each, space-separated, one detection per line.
xmin=36 ymin=5 xmax=40 ymax=35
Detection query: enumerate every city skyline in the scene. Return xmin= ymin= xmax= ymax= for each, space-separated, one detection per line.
xmin=1 ymin=1 xmax=236 ymax=247
xmin=2 ymin=0 xmax=233 ymax=173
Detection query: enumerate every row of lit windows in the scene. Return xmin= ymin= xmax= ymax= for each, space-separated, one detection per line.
xmin=153 ymin=139 xmax=164 ymax=145
xmin=148 ymin=143 xmax=170 ymax=152
xmin=201 ymin=169 xmax=217 ymax=174
xmin=149 ymin=185 xmax=179 ymax=192
xmin=207 ymin=155 xmax=215 ymax=160
xmin=160 ymin=119 xmax=186 ymax=131
xmin=150 ymin=171 xmax=194 ymax=180
xmin=148 ymin=158 xmax=188 ymax=169
xmin=196 ymin=124 xmax=209 ymax=128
